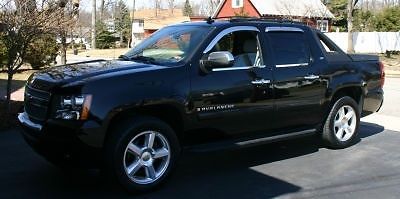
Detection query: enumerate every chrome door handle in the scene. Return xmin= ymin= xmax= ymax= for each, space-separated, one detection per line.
xmin=251 ymin=79 xmax=271 ymax=85
xmin=304 ymin=75 xmax=320 ymax=80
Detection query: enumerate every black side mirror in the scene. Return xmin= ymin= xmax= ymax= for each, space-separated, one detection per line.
xmin=200 ymin=51 xmax=235 ymax=73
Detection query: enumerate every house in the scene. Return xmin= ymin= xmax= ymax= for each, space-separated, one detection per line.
xmin=213 ymin=0 xmax=334 ymax=32
xmin=131 ymin=9 xmax=190 ymax=46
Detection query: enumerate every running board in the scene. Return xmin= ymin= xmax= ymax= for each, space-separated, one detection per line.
xmin=186 ymin=129 xmax=316 ymax=153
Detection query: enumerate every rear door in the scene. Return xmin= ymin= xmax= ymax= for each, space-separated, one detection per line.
xmin=265 ymin=27 xmax=325 ymax=130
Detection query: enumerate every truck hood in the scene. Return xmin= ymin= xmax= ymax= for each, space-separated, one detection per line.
xmin=28 ymin=59 xmax=165 ymax=91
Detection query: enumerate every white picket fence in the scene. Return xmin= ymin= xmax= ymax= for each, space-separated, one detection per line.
xmin=325 ymin=32 xmax=400 ymax=53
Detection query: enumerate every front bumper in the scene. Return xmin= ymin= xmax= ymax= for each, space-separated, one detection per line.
xmin=18 ymin=112 xmax=103 ymax=168
xmin=18 ymin=112 xmax=42 ymax=131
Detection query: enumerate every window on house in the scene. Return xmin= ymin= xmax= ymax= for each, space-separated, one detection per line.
xmin=317 ymin=20 xmax=329 ymax=32
xmin=232 ymin=0 xmax=243 ymax=8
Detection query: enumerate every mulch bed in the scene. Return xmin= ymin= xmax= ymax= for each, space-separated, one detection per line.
xmin=0 ymin=100 xmax=24 ymax=130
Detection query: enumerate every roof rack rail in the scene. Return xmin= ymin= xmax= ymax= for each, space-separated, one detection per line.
xmin=212 ymin=16 xmax=306 ymax=25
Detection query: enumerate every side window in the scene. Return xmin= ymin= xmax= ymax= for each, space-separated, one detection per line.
xmin=208 ymin=30 xmax=264 ymax=68
xmin=317 ymin=33 xmax=339 ymax=53
xmin=268 ymin=32 xmax=310 ymax=67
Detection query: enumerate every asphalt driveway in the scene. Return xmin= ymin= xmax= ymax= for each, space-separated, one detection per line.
xmin=0 ymin=122 xmax=399 ymax=199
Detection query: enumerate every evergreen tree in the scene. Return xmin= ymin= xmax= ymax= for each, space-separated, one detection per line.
xmin=115 ymin=0 xmax=131 ymax=45
xmin=327 ymin=0 xmax=348 ymax=31
xmin=183 ymin=0 xmax=193 ymax=16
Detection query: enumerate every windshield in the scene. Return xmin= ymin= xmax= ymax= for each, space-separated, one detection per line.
xmin=123 ymin=25 xmax=213 ymax=66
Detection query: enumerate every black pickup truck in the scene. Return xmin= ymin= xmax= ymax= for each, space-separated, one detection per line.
xmin=18 ymin=19 xmax=384 ymax=192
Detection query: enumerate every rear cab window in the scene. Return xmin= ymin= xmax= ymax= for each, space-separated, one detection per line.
xmin=267 ymin=31 xmax=311 ymax=67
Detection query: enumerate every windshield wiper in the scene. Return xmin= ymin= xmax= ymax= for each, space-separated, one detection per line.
xmin=130 ymin=55 xmax=159 ymax=65
xmin=118 ymin=55 xmax=130 ymax=61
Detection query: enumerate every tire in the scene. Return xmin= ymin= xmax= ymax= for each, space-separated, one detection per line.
xmin=104 ymin=116 xmax=180 ymax=193
xmin=322 ymin=96 xmax=360 ymax=149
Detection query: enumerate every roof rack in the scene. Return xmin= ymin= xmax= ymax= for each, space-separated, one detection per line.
xmin=211 ymin=16 xmax=306 ymax=25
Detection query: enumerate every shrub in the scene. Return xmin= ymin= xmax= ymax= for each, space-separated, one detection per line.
xmin=25 ymin=35 xmax=58 ymax=69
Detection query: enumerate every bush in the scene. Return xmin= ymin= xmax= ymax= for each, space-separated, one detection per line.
xmin=25 ymin=35 xmax=58 ymax=69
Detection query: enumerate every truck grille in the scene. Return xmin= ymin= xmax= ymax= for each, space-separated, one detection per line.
xmin=24 ymin=85 xmax=51 ymax=123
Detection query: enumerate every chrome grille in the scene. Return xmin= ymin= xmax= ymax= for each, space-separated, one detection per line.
xmin=24 ymin=85 xmax=51 ymax=122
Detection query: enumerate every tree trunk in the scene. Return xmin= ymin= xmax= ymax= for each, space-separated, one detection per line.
xmin=60 ymin=33 xmax=67 ymax=65
xmin=5 ymin=70 xmax=13 ymax=113
xmin=91 ymin=0 xmax=97 ymax=50
xmin=100 ymin=0 xmax=105 ymax=20
xmin=347 ymin=0 xmax=355 ymax=53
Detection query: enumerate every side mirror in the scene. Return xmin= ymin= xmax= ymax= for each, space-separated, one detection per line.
xmin=200 ymin=51 xmax=234 ymax=73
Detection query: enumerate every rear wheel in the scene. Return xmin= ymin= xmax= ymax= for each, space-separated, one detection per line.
xmin=322 ymin=96 xmax=360 ymax=148
xmin=105 ymin=116 xmax=180 ymax=192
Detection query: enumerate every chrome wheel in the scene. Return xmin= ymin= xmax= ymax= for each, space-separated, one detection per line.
xmin=123 ymin=131 xmax=170 ymax=185
xmin=333 ymin=105 xmax=357 ymax=142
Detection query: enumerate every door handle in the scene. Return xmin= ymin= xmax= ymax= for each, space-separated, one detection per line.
xmin=251 ymin=79 xmax=271 ymax=85
xmin=304 ymin=75 xmax=320 ymax=80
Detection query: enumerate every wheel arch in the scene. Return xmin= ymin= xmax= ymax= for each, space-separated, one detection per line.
xmin=104 ymin=104 xmax=185 ymax=147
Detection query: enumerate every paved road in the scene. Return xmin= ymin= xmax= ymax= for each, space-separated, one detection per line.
xmin=0 ymin=78 xmax=399 ymax=199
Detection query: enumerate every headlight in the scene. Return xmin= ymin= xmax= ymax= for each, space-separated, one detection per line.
xmin=55 ymin=95 xmax=92 ymax=120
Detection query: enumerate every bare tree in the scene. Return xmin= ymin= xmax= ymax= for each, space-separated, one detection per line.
xmin=91 ymin=0 xmax=96 ymax=49
xmin=0 ymin=0 xmax=75 ymax=111
xmin=154 ymin=0 xmax=161 ymax=17
xmin=347 ymin=0 xmax=359 ymax=53
xmin=168 ymin=0 xmax=175 ymax=16
xmin=100 ymin=0 xmax=105 ymax=20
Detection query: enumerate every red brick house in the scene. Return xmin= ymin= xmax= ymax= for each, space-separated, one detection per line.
xmin=213 ymin=0 xmax=334 ymax=32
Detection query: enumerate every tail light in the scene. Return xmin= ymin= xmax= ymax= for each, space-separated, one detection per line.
xmin=379 ymin=61 xmax=385 ymax=87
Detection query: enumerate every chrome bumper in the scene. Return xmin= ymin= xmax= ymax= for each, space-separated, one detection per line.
xmin=18 ymin=112 xmax=42 ymax=131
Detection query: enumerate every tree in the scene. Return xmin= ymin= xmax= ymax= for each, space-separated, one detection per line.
xmin=115 ymin=0 xmax=130 ymax=45
xmin=374 ymin=6 xmax=400 ymax=31
xmin=347 ymin=0 xmax=359 ymax=53
xmin=327 ymin=0 xmax=348 ymax=31
xmin=25 ymin=34 xmax=58 ymax=69
xmin=95 ymin=20 xmax=116 ymax=49
xmin=183 ymin=0 xmax=193 ymax=16
xmin=0 ymin=0 xmax=71 ymax=111
xmin=168 ymin=0 xmax=175 ymax=16
xmin=154 ymin=0 xmax=161 ymax=17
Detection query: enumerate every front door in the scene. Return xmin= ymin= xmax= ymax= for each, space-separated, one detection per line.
xmin=266 ymin=28 xmax=325 ymax=130
xmin=190 ymin=26 xmax=274 ymax=135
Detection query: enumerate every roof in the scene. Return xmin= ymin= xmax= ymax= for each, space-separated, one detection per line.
xmin=131 ymin=8 xmax=190 ymax=30
xmin=144 ymin=16 xmax=190 ymax=30
xmin=213 ymin=0 xmax=334 ymax=19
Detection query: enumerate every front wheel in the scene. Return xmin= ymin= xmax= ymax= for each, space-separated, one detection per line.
xmin=322 ymin=96 xmax=360 ymax=149
xmin=105 ymin=117 xmax=180 ymax=192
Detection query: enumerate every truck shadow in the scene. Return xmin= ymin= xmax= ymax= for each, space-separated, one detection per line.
xmin=1 ymin=122 xmax=385 ymax=198
xmin=0 ymin=79 xmax=26 ymax=100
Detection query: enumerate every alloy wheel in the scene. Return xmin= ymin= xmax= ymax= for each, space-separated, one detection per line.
xmin=333 ymin=105 xmax=357 ymax=142
xmin=123 ymin=131 xmax=171 ymax=185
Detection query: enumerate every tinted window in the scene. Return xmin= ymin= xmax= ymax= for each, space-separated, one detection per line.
xmin=268 ymin=32 xmax=310 ymax=66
